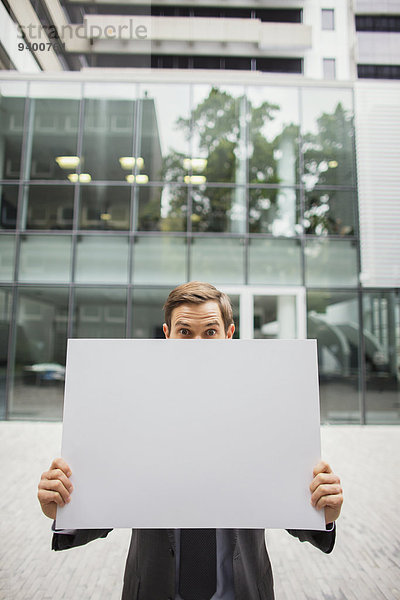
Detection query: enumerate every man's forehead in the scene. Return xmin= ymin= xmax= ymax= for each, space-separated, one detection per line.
xmin=171 ymin=301 xmax=223 ymax=323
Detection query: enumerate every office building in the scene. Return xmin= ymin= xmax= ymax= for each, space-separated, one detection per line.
xmin=0 ymin=0 xmax=399 ymax=424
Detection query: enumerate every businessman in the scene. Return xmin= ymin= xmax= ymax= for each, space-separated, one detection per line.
xmin=38 ymin=281 xmax=343 ymax=600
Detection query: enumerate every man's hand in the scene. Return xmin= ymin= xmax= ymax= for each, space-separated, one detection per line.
xmin=37 ymin=458 xmax=73 ymax=520
xmin=310 ymin=461 xmax=343 ymax=525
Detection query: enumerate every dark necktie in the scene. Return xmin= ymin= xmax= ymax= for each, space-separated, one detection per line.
xmin=179 ymin=528 xmax=217 ymax=600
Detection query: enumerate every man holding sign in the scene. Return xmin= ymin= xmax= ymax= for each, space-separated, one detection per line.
xmin=38 ymin=281 xmax=343 ymax=600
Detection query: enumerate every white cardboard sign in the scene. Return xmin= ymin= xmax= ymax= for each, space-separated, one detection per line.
xmin=56 ymin=338 xmax=325 ymax=530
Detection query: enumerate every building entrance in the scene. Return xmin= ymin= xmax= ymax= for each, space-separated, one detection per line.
xmin=220 ymin=286 xmax=306 ymax=340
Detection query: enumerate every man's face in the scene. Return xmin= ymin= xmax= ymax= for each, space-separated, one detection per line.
xmin=163 ymin=301 xmax=235 ymax=340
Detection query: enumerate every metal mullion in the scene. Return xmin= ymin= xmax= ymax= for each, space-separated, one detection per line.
xmin=244 ymin=90 xmax=250 ymax=286
xmin=298 ymin=86 xmax=306 ymax=289
xmin=186 ymin=83 xmax=194 ymax=282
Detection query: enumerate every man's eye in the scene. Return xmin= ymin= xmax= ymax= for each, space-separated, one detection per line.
xmin=179 ymin=329 xmax=189 ymax=335
xmin=207 ymin=329 xmax=216 ymax=336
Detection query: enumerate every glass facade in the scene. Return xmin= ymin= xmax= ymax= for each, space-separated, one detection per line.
xmin=0 ymin=78 xmax=398 ymax=423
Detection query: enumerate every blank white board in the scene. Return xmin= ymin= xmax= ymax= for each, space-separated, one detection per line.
xmin=56 ymin=339 xmax=325 ymax=530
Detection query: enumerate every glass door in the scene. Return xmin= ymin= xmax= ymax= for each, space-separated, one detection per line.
xmin=220 ymin=286 xmax=306 ymax=340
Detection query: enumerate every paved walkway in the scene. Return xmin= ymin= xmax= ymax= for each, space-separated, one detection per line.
xmin=1 ymin=423 xmax=399 ymax=600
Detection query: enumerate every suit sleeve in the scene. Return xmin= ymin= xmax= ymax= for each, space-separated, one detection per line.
xmin=286 ymin=523 xmax=336 ymax=554
xmin=52 ymin=528 xmax=112 ymax=551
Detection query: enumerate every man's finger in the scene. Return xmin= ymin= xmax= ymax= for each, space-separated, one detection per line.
xmin=38 ymin=488 xmax=68 ymax=507
xmin=314 ymin=493 xmax=344 ymax=511
xmin=311 ymin=483 xmax=343 ymax=507
xmin=44 ymin=469 xmax=74 ymax=493
xmin=313 ymin=461 xmax=333 ymax=478
xmin=49 ymin=458 xmax=72 ymax=477
xmin=309 ymin=472 xmax=340 ymax=494
xmin=38 ymin=478 xmax=71 ymax=504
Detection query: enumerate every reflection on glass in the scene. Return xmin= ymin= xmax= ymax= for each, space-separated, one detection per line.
xmin=82 ymin=99 xmax=135 ymax=181
xmin=307 ymin=291 xmax=360 ymax=423
xmin=363 ymin=291 xmax=400 ymax=424
xmin=138 ymin=85 xmax=190 ymax=182
xmin=0 ymin=287 xmax=12 ymax=418
xmin=247 ymin=87 xmax=300 ymax=185
xmin=0 ymin=185 xmax=18 ymax=229
xmin=304 ymin=189 xmax=356 ymax=236
xmin=191 ymin=237 xmax=244 ymax=284
xmin=73 ymin=287 xmax=127 ymax=339
xmin=18 ymin=235 xmax=72 ymax=283
xmin=249 ymin=188 xmax=300 ymax=235
xmin=29 ymin=99 xmax=80 ymax=180
xmin=133 ymin=236 xmax=186 ymax=284
xmin=305 ymin=239 xmax=358 ymax=286
xmin=301 ymin=88 xmax=355 ymax=190
xmin=137 ymin=185 xmax=187 ymax=232
xmin=24 ymin=185 xmax=74 ymax=230
xmin=79 ymin=185 xmax=130 ymax=230
xmin=248 ymin=238 xmax=302 ymax=285
xmin=0 ymin=235 xmax=16 ymax=281
xmin=10 ymin=287 xmax=69 ymax=420
xmin=190 ymin=85 xmax=246 ymax=184
xmin=132 ymin=288 xmax=168 ymax=338
xmin=191 ymin=186 xmax=246 ymax=234
xmin=0 ymin=94 xmax=25 ymax=180
xmin=75 ymin=236 xmax=129 ymax=283
xmin=254 ymin=295 xmax=297 ymax=339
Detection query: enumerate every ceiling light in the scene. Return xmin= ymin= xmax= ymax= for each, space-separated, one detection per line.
xmin=125 ymin=174 xmax=149 ymax=183
xmin=119 ymin=157 xmax=144 ymax=170
xmin=183 ymin=158 xmax=207 ymax=172
xmin=184 ymin=175 xmax=207 ymax=184
xmin=56 ymin=156 xmax=80 ymax=169
xmin=68 ymin=173 xmax=92 ymax=183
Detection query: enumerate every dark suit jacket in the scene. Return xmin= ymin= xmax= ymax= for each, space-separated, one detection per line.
xmin=53 ymin=526 xmax=335 ymax=599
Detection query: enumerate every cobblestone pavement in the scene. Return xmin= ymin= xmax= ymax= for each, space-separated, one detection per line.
xmin=1 ymin=422 xmax=399 ymax=600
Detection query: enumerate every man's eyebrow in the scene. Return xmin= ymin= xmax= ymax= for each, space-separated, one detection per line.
xmin=204 ymin=321 xmax=220 ymax=327
xmin=174 ymin=320 xmax=191 ymax=327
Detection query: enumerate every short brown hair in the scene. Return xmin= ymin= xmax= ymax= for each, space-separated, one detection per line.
xmin=163 ymin=281 xmax=234 ymax=333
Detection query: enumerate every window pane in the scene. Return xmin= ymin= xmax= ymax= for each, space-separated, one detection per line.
xmin=82 ymin=98 xmax=135 ymax=181
xmin=137 ymin=185 xmax=187 ymax=232
xmin=0 ymin=84 xmax=26 ymax=180
xmin=254 ymin=295 xmax=297 ymax=339
xmin=322 ymin=9 xmax=335 ymax=30
xmin=301 ymin=88 xmax=355 ymax=189
xmin=249 ymin=188 xmax=300 ymax=235
xmin=75 ymin=236 xmax=129 ymax=284
xmin=247 ymin=87 xmax=300 ymax=185
xmin=305 ymin=239 xmax=358 ymax=287
xmin=191 ymin=85 xmax=246 ymax=184
xmin=0 ymin=235 xmax=16 ymax=281
xmin=138 ymin=84 xmax=190 ymax=183
xmin=132 ymin=288 xmax=168 ymax=338
xmin=10 ymin=287 xmax=69 ymax=420
xmin=132 ymin=236 xmax=186 ymax=284
xmin=0 ymin=185 xmax=18 ymax=230
xmin=304 ymin=189 xmax=356 ymax=236
xmin=363 ymin=291 xmax=400 ymax=424
xmin=0 ymin=287 xmax=12 ymax=418
xmin=191 ymin=237 xmax=244 ymax=284
xmin=191 ymin=186 xmax=246 ymax=234
xmin=307 ymin=291 xmax=360 ymax=423
xmin=79 ymin=185 xmax=131 ymax=230
xmin=323 ymin=58 xmax=336 ymax=80
xmin=248 ymin=238 xmax=302 ymax=285
xmin=18 ymin=235 xmax=72 ymax=283
xmin=29 ymin=98 xmax=80 ymax=180
xmin=23 ymin=185 xmax=74 ymax=230
xmin=73 ymin=287 xmax=127 ymax=339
